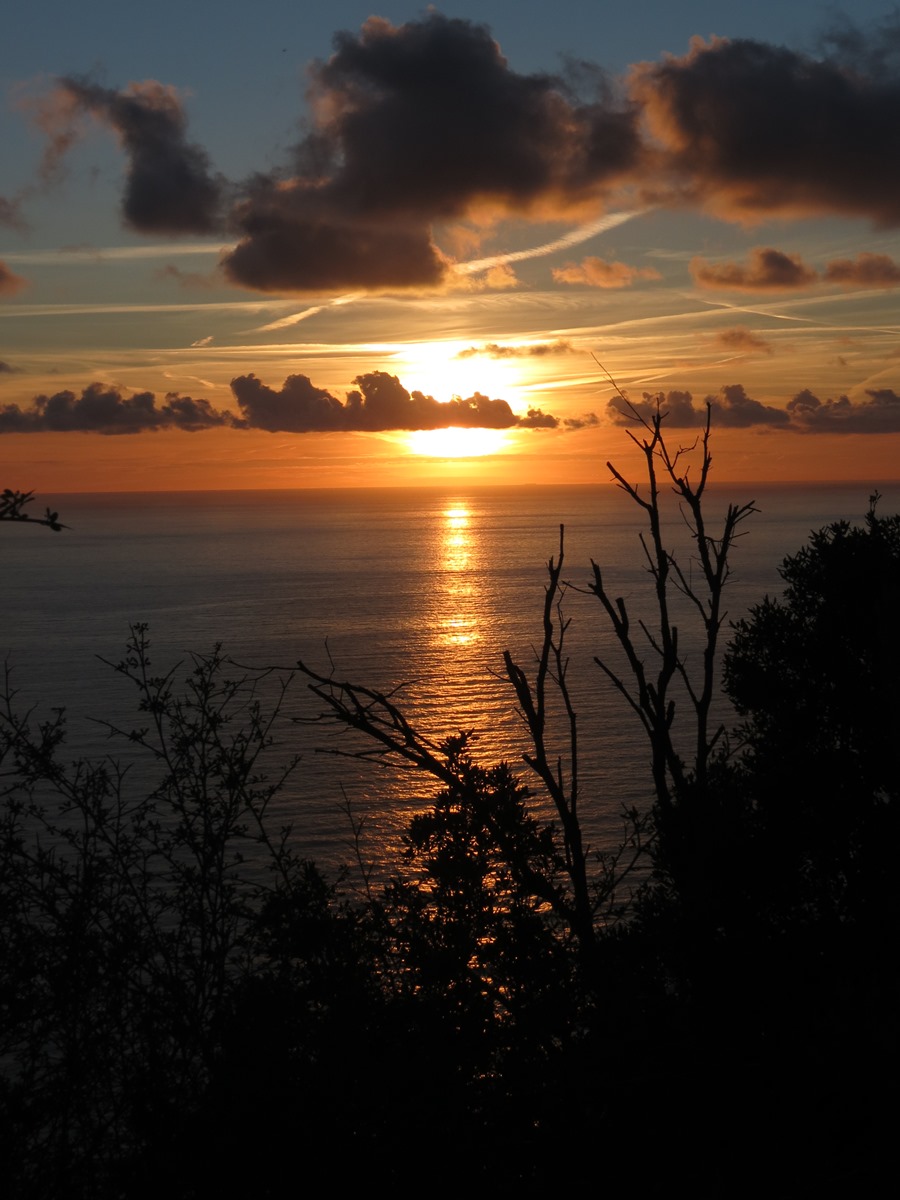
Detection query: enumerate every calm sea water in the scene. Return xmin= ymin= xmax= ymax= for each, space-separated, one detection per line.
xmin=2 ymin=481 xmax=896 ymax=876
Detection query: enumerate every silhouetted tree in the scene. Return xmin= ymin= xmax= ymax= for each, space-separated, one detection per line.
xmin=724 ymin=494 xmax=900 ymax=928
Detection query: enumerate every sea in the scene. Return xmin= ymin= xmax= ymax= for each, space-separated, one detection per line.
xmin=2 ymin=481 xmax=896 ymax=881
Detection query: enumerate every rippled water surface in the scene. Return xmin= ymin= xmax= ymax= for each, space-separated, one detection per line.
xmin=3 ymin=481 xmax=896 ymax=874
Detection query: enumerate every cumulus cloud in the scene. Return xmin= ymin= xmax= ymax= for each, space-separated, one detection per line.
xmin=456 ymin=339 xmax=574 ymax=359
xmin=0 ymin=371 xmax=572 ymax=435
xmin=823 ymin=252 xmax=900 ymax=287
xmin=0 ymin=260 xmax=28 ymax=296
xmin=38 ymin=77 xmax=224 ymax=234
xmin=0 ymin=383 xmax=236 ymax=433
xmin=608 ymin=382 xmax=900 ymax=433
xmin=22 ymin=16 xmax=900 ymax=294
xmin=709 ymin=327 xmax=773 ymax=354
xmin=230 ymin=370 xmax=561 ymax=432
xmin=563 ymin=412 xmax=600 ymax=430
xmin=630 ymin=33 xmax=900 ymax=225
xmin=691 ymin=248 xmax=817 ymax=291
xmin=787 ymin=386 xmax=900 ymax=432
xmin=608 ymin=385 xmax=789 ymax=429
xmin=552 ymin=255 xmax=661 ymax=287
xmin=220 ymin=13 xmax=641 ymax=292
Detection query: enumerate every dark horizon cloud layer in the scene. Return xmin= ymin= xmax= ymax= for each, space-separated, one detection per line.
xmin=4 ymin=374 xmax=900 ymax=435
xmin=0 ymin=383 xmax=235 ymax=434
xmin=24 ymin=13 xmax=900 ymax=294
xmin=229 ymin=371 xmax=562 ymax=431
xmin=609 ymin=384 xmax=900 ymax=433
xmin=0 ymin=373 xmax=567 ymax=435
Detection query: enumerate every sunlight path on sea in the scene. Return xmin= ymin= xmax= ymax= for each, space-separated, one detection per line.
xmin=3 ymin=481 xmax=897 ymax=881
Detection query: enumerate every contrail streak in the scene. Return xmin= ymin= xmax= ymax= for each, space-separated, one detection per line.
xmin=453 ymin=209 xmax=648 ymax=275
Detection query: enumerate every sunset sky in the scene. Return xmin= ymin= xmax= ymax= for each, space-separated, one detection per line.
xmin=3 ymin=0 xmax=900 ymax=490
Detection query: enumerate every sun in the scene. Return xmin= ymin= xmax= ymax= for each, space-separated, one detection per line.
xmin=397 ymin=340 xmax=522 ymax=403
xmin=405 ymin=427 xmax=510 ymax=458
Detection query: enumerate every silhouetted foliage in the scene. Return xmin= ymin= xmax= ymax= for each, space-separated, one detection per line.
xmin=1 ymin=420 xmax=898 ymax=1195
xmin=723 ymin=495 xmax=900 ymax=929
xmin=0 ymin=489 xmax=64 ymax=530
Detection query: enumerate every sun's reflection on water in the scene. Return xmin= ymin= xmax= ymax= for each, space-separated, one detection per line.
xmin=435 ymin=503 xmax=480 ymax=647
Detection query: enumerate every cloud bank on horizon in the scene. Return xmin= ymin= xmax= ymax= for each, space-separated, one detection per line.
xmin=6 ymin=11 xmax=900 ymax=298
xmin=0 ymin=371 xmax=568 ymax=435
xmin=4 ymin=370 xmax=900 ymax=436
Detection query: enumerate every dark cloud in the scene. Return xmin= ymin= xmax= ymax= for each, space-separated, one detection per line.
xmin=823 ymin=252 xmax=900 ymax=288
xmin=0 ymin=195 xmax=28 ymax=231
xmin=0 ymin=261 xmax=27 ymax=296
xmin=607 ymin=382 xmax=900 ymax=434
xmin=0 ymin=360 xmax=23 ymax=374
xmin=230 ymin=370 xmax=561 ymax=432
xmin=691 ymin=248 xmax=817 ymax=291
xmin=552 ymin=256 xmax=661 ymax=287
xmin=456 ymin=339 xmax=574 ymax=359
xmin=631 ymin=34 xmax=900 ymax=225
xmin=0 ymin=383 xmax=235 ymax=433
xmin=0 ymin=371 xmax=570 ymax=435
xmin=24 ymin=16 xmax=900 ymax=294
xmin=608 ymin=384 xmax=789 ymax=429
xmin=563 ymin=412 xmax=600 ymax=430
xmin=223 ymin=189 xmax=449 ymax=292
xmin=228 ymin=373 xmax=345 ymax=433
xmin=787 ymin=386 xmax=900 ymax=432
xmin=43 ymin=78 xmax=224 ymax=234
xmin=517 ymin=407 xmax=560 ymax=429
xmin=222 ymin=13 xmax=641 ymax=292
xmin=709 ymin=327 xmax=773 ymax=354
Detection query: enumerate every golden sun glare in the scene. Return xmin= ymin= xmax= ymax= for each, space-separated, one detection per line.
xmin=405 ymin=427 xmax=510 ymax=458
xmin=396 ymin=340 xmax=524 ymax=458
xmin=398 ymin=340 xmax=522 ymax=404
